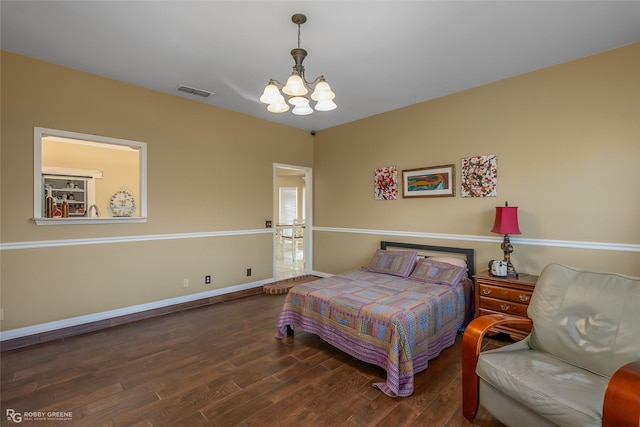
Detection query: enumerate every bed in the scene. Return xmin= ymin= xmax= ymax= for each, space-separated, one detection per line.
xmin=275 ymin=241 xmax=475 ymax=397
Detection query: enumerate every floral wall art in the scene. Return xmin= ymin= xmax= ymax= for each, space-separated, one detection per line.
xmin=374 ymin=166 xmax=398 ymax=200
xmin=461 ymin=154 xmax=497 ymax=197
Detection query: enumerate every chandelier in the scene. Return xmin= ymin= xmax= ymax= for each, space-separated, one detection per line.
xmin=260 ymin=13 xmax=336 ymax=115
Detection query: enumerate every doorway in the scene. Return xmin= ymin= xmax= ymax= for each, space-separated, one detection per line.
xmin=274 ymin=164 xmax=312 ymax=281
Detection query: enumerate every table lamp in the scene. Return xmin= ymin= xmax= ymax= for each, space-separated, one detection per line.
xmin=491 ymin=201 xmax=521 ymax=278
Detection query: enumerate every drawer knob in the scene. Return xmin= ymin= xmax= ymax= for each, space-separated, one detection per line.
xmin=500 ymin=303 xmax=510 ymax=311
xmin=482 ymin=288 xmax=492 ymax=295
xmin=519 ymin=294 xmax=530 ymax=302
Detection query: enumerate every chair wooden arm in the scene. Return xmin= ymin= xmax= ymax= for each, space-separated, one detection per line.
xmin=603 ymin=360 xmax=640 ymax=427
xmin=462 ymin=314 xmax=533 ymax=421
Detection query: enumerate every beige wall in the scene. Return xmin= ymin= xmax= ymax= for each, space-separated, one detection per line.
xmin=313 ymin=43 xmax=640 ymax=277
xmin=1 ymin=51 xmax=312 ymax=331
xmin=2 ymin=43 xmax=639 ymax=334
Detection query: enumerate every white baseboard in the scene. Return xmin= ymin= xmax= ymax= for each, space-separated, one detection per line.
xmin=0 ymin=278 xmax=270 ymax=342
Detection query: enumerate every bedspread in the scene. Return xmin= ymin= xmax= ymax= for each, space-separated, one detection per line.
xmin=275 ymin=269 xmax=470 ymax=397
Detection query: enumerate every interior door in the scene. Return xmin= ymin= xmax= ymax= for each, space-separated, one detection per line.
xmin=274 ymin=164 xmax=311 ymax=280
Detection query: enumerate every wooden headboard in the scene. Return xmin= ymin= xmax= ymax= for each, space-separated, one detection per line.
xmin=380 ymin=241 xmax=475 ymax=280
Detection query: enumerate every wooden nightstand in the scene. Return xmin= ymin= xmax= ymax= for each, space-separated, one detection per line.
xmin=474 ymin=270 xmax=538 ymax=341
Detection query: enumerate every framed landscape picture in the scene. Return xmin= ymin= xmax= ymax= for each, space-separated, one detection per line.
xmin=402 ymin=164 xmax=455 ymax=198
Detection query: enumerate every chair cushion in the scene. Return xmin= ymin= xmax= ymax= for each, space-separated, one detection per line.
xmin=528 ymin=264 xmax=640 ymax=377
xmin=477 ymin=346 xmax=608 ymax=427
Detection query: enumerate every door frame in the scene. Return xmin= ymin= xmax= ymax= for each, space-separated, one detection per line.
xmin=273 ymin=163 xmax=312 ymax=279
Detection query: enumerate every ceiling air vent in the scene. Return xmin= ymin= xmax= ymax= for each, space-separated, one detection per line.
xmin=177 ymin=85 xmax=213 ymax=98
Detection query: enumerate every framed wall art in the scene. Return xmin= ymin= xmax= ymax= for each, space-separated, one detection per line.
xmin=402 ymin=164 xmax=455 ymax=198
xmin=374 ymin=166 xmax=398 ymax=200
xmin=461 ymin=154 xmax=497 ymax=197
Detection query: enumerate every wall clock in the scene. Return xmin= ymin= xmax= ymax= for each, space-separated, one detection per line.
xmin=109 ymin=187 xmax=136 ymax=217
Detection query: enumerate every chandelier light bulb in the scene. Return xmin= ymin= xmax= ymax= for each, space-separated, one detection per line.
xmin=314 ymin=99 xmax=337 ymax=112
xmin=260 ymin=83 xmax=284 ymax=105
xmin=310 ymin=81 xmax=335 ymax=101
xmin=288 ymin=96 xmax=309 ymax=106
xmin=292 ymin=103 xmax=313 ymax=115
xmin=282 ymin=74 xmax=307 ymax=96
xmin=267 ymin=102 xmax=290 ymax=113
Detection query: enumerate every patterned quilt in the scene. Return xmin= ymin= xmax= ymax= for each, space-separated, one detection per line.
xmin=275 ymin=269 xmax=471 ymax=397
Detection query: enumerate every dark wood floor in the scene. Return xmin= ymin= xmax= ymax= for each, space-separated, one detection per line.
xmin=1 ymin=291 xmax=508 ymax=427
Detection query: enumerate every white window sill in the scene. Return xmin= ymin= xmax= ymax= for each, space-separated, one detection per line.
xmin=33 ymin=217 xmax=148 ymax=225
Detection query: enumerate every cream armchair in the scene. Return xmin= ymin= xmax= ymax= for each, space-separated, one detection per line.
xmin=462 ymin=264 xmax=640 ymax=427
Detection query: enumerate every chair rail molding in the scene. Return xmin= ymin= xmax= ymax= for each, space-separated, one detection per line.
xmin=2 ymin=227 xmax=637 ymax=253
xmin=0 ymin=228 xmax=273 ymax=250
xmin=313 ymin=226 xmax=640 ymax=253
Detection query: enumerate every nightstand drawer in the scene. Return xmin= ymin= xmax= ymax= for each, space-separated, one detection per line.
xmin=479 ymin=296 xmax=529 ymax=317
xmin=478 ymin=283 xmax=533 ymax=304
xmin=474 ymin=271 xmax=538 ymax=341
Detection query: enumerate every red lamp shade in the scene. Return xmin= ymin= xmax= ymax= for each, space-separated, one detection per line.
xmin=491 ymin=205 xmax=521 ymax=235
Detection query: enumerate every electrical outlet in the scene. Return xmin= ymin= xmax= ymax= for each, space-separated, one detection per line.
xmin=183 ymin=279 xmax=189 ymax=288
xmin=205 ymin=275 xmax=211 ymax=285
xmin=266 ymin=220 xmax=272 ymax=228
xmin=246 ymin=268 xmax=252 ymax=277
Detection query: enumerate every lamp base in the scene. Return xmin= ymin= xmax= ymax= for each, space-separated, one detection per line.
xmin=501 ymin=234 xmax=518 ymax=278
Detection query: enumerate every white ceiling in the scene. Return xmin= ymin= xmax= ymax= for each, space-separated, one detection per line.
xmin=2 ymin=1 xmax=639 ymax=132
